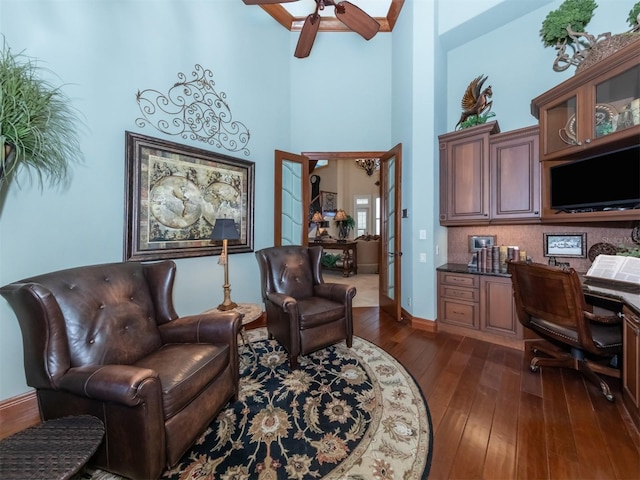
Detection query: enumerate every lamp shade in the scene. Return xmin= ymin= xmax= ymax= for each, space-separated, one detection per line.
xmin=311 ymin=211 xmax=324 ymax=223
xmin=211 ymin=218 xmax=240 ymax=241
xmin=334 ymin=209 xmax=348 ymax=222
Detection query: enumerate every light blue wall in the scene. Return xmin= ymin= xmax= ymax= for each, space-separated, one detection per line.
xmin=1 ymin=0 xmax=635 ymax=401
xmin=288 ymin=33 xmax=392 ymax=152
xmin=445 ymin=0 xmax=635 ymax=131
xmin=0 ymin=0 xmax=291 ymax=399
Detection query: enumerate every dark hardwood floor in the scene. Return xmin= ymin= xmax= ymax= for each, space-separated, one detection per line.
xmin=351 ymin=307 xmax=640 ymax=480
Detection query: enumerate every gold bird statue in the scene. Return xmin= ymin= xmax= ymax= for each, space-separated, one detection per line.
xmin=456 ymin=75 xmax=493 ymax=130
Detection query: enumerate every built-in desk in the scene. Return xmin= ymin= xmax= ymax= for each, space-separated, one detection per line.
xmin=437 ymin=263 xmax=640 ymax=429
xmin=582 ymin=278 xmax=640 ymax=430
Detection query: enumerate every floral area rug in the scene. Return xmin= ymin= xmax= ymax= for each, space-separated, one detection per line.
xmin=84 ymin=328 xmax=432 ymax=480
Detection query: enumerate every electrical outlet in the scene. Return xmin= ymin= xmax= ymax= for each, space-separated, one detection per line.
xmin=419 ymin=252 xmax=427 ymax=263
xmin=419 ymin=229 xmax=426 ymax=240
xmin=436 ymin=245 xmax=440 ymax=255
xmin=407 ymin=296 xmax=412 ymax=307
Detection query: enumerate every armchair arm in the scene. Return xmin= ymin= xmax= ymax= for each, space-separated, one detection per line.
xmin=584 ymin=310 xmax=622 ymax=325
xmin=265 ymin=292 xmax=300 ymax=330
xmin=314 ymin=283 xmax=356 ymax=304
xmin=265 ymin=292 xmax=298 ymax=312
xmin=158 ymin=311 xmax=241 ymax=346
xmin=57 ymin=364 xmax=161 ymax=406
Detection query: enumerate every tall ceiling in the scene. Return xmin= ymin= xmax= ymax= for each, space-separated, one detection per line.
xmin=259 ymin=0 xmax=404 ymax=32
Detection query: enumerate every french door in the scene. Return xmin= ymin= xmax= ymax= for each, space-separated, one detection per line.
xmin=274 ymin=146 xmax=402 ymax=321
xmin=379 ymin=144 xmax=402 ymax=321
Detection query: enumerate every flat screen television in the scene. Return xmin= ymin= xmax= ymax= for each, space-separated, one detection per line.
xmin=550 ymin=145 xmax=640 ymax=212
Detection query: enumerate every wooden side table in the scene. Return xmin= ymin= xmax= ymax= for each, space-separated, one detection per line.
xmin=205 ymin=303 xmax=263 ymax=361
xmin=0 ymin=415 xmax=104 ymax=480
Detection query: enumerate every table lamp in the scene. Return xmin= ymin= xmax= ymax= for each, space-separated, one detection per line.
xmin=334 ymin=209 xmax=349 ymax=242
xmin=211 ymin=218 xmax=240 ymax=311
xmin=311 ymin=211 xmax=324 ymax=242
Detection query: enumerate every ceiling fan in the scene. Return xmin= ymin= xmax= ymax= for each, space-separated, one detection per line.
xmin=243 ymin=0 xmax=380 ymax=58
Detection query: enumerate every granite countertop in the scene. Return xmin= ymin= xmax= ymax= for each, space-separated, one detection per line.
xmin=437 ymin=263 xmax=640 ymax=314
xmin=436 ymin=263 xmax=511 ymax=278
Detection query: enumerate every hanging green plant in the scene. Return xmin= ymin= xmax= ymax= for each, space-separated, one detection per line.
xmin=0 ymin=39 xmax=85 ymax=191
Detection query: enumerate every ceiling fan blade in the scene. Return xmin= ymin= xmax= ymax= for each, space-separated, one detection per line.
xmin=295 ymin=13 xmax=320 ymax=58
xmin=334 ymin=1 xmax=380 ymax=40
xmin=243 ymin=0 xmax=297 ymax=5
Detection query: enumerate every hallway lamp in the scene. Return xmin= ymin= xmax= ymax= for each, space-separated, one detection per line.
xmin=311 ymin=211 xmax=324 ymax=242
xmin=211 ymin=218 xmax=240 ymax=311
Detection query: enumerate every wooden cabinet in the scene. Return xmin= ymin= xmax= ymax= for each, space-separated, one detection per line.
xmin=439 ymin=122 xmax=497 ymax=225
xmin=437 ymin=269 xmax=522 ymax=348
xmin=480 ymin=275 xmax=522 ymax=339
xmin=489 ymin=126 xmax=540 ymax=223
xmin=437 ymin=271 xmax=480 ymax=329
xmin=439 ymin=122 xmax=540 ymax=226
xmin=622 ymin=305 xmax=640 ymax=430
xmin=531 ymin=42 xmax=640 ymax=162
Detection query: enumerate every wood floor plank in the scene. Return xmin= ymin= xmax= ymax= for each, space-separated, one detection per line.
xmin=428 ymin=407 xmax=468 ymax=480
xmin=586 ymin=378 xmax=640 ymax=480
xmin=541 ymin=367 xmax=579 ymax=462
xmin=448 ymin=384 xmax=496 ymax=479
xmin=562 ymin=369 xmax=617 ymax=479
xmin=348 ymin=308 xmax=640 ymax=480
xmin=516 ymin=391 xmax=549 ymax=479
xmin=482 ymin=366 xmax=520 ymax=480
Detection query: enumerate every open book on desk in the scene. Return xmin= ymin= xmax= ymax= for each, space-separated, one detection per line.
xmin=584 ymin=254 xmax=640 ymax=291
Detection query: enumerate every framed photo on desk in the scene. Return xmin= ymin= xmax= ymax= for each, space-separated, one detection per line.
xmin=543 ymin=232 xmax=587 ymax=258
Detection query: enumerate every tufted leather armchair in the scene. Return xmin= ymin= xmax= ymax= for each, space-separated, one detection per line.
xmin=255 ymin=245 xmax=356 ymax=369
xmin=0 ymin=260 xmax=241 ymax=480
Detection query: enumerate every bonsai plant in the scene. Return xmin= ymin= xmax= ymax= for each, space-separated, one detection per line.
xmin=540 ymin=0 xmax=639 ymax=72
xmin=540 ymin=0 xmax=598 ymax=49
xmin=0 ymin=39 xmax=84 ymax=191
xmin=628 ymin=2 xmax=640 ymax=30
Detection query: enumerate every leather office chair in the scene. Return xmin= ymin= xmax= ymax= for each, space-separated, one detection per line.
xmin=255 ymin=245 xmax=356 ymax=369
xmin=508 ymin=261 xmax=622 ymax=401
xmin=0 ymin=260 xmax=241 ymax=479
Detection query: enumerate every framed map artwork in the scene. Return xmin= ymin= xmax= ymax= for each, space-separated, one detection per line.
xmin=124 ymin=131 xmax=254 ymax=261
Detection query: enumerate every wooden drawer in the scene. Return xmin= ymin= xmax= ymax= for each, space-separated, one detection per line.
xmin=441 ymin=285 xmax=480 ymax=302
xmin=440 ymin=273 xmax=479 ymax=289
xmin=440 ymin=298 xmax=479 ymax=329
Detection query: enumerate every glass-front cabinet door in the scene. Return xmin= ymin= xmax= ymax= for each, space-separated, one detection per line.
xmin=593 ymin=63 xmax=640 ymax=140
xmin=532 ymin=42 xmax=639 ymax=161
xmin=539 ymin=94 xmax=578 ymax=159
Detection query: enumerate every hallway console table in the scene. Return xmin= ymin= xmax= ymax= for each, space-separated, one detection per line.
xmin=319 ymin=240 xmax=358 ymax=277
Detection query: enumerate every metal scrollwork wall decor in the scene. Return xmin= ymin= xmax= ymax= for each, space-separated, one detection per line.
xmin=135 ymin=64 xmax=251 ymax=155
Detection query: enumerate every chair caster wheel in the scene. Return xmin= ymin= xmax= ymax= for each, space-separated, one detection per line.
xmin=604 ymin=392 xmax=615 ymax=402
xmin=530 ymin=365 xmax=539 ymax=372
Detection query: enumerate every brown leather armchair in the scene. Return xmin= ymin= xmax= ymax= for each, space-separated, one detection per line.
xmin=255 ymin=245 xmax=356 ymax=368
xmin=0 ymin=260 xmax=241 ymax=479
xmin=508 ymin=261 xmax=622 ymax=401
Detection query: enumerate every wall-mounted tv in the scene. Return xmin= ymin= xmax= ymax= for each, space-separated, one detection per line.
xmin=550 ymin=145 xmax=640 ymax=212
